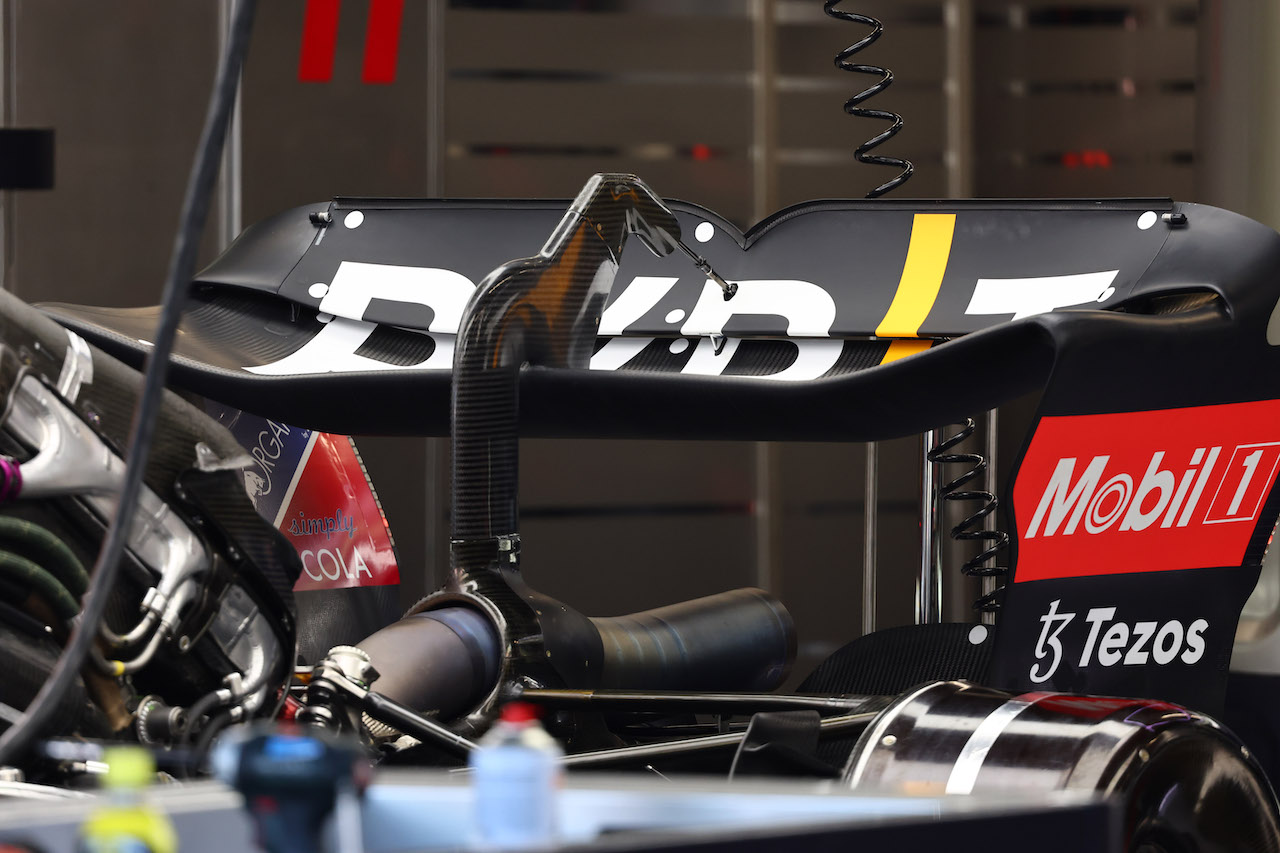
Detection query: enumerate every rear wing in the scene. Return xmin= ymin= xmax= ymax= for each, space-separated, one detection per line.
xmin=41 ymin=195 xmax=1233 ymax=441
xmin=40 ymin=195 xmax=1280 ymax=713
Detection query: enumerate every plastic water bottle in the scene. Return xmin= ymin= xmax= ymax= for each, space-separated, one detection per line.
xmin=78 ymin=747 xmax=177 ymax=853
xmin=470 ymin=701 xmax=563 ymax=850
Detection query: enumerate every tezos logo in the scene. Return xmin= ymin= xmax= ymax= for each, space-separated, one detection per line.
xmin=1030 ymin=598 xmax=1208 ymax=683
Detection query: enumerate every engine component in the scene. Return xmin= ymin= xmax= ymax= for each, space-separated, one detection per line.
xmin=134 ymin=696 xmax=186 ymax=746
xmin=845 ymin=680 xmax=1280 ymax=851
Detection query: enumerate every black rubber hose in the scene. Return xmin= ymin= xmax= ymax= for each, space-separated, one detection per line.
xmin=191 ymin=709 xmax=236 ymax=773
xmin=0 ymin=0 xmax=259 ymax=767
xmin=0 ymin=516 xmax=89 ymax=599
xmin=0 ymin=549 xmax=79 ymax=622
xmin=589 ymin=588 xmax=796 ymax=692
xmin=183 ymin=661 xmax=277 ymax=745
xmin=183 ymin=691 xmax=230 ymax=744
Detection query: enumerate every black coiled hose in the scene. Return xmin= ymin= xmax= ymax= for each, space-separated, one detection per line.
xmin=927 ymin=419 xmax=1009 ymax=612
xmin=823 ymin=2 xmax=914 ymax=198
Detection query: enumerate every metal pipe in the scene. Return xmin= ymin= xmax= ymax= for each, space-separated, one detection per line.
xmin=0 ymin=0 xmax=11 ymax=294
xmin=216 ymin=0 xmax=243 ymax=250
xmin=561 ymin=712 xmax=878 ymax=768
xmin=361 ymin=692 xmax=477 ymax=757
xmin=317 ymin=663 xmax=479 ymax=757
xmin=516 ymin=688 xmax=882 ymax=715
xmin=943 ymin=0 xmax=974 ymax=199
xmin=751 ymin=0 xmax=777 ymax=220
xmin=752 ymin=442 xmax=777 ymax=594
xmin=918 ymin=430 xmax=944 ymax=624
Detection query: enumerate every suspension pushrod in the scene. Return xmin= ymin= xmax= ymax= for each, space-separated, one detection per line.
xmin=516 ymin=688 xmax=882 ymax=715
xmin=561 ymin=712 xmax=878 ymax=768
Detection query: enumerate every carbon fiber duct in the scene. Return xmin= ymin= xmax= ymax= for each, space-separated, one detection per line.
xmin=400 ymin=174 xmax=796 ymax=732
xmin=590 ymin=588 xmax=795 ymax=691
xmin=353 ymin=589 xmax=795 ymax=721
xmin=350 ymin=607 xmax=501 ymax=721
xmin=449 ymin=173 xmax=681 ymax=547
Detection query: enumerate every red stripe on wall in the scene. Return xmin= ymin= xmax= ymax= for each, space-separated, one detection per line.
xmin=362 ymin=0 xmax=405 ymax=84
xmin=298 ymin=0 xmax=342 ymax=83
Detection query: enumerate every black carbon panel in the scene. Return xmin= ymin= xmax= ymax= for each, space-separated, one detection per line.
xmin=294 ymin=585 xmax=401 ymax=664
xmin=183 ymin=286 xmax=327 ymax=363
xmin=590 ymin=337 xmax=691 ymax=373
xmin=724 ymin=341 xmax=799 ymax=377
xmin=81 ymin=349 xmax=246 ymax=504
xmin=797 ymin=623 xmax=993 ymax=696
xmin=353 ymin=324 xmax=436 ymax=367
xmin=832 ymin=340 xmax=893 ymax=372
xmin=173 ymin=468 xmax=300 ymax=625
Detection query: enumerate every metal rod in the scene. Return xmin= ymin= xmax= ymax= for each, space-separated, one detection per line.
xmin=862 ymin=441 xmax=878 ymax=635
xmin=675 ymin=239 xmax=736 ymax=298
xmin=751 ymin=0 xmax=777 ymax=222
xmin=753 ymin=442 xmax=778 ymax=593
xmin=918 ymin=430 xmax=944 ymax=624
xmin=357 ymin=690 xmax=477 ymax=756
xmin=561 ymin=712 xmax=878 ymax=768
xmin=944 ymin=0 xmax=974 ymax=199
xmin=216 ymin=0 xmax=243 ymax=251
xmin=0 ymin=0 xmax=13 ymax=294
xmin=517 ymin=688 xmax=883 ymax=715
xmin=422 ymin=1 xmax=449 ymax=599
xmin=425 ymin=0 xmax=445 ymax=197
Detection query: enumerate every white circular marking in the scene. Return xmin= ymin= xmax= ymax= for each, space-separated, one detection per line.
xmin=694 ymin=221 xmax=715 ymax=243
xmin=669 ymin=338 xmax=690 ymax=354
xmin=1086 ymin=474 xmax=1133 ymax=533
xmin=1137 ymin=210 xmax=1157 ymax=230
xmin=1096 ymin=286 xmax=1116 ymax=303
xmin=344 ymin=210 xmax=365 ymax=229
xmin=665 ymin=308 xmax=686 ymax=324
xmin=308 ymin=282 xmax=330 ymax=299
xmin=968 ymin=624 xmax=989 ymax=645
xmin=317 ymin=312 xmax=334 ymax=324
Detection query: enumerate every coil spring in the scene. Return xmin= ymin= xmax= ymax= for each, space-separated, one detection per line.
xmin=823 ymin=2 xmax=914 ymax=198
xmin=927 ymin=418 xmax=1009 ymax=612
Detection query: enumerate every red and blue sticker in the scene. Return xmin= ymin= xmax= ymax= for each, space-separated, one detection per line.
xmin=208 ymin=406 xmax=400 ymax=592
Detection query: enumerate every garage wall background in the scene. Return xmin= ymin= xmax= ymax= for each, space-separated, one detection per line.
xmin=0 ymin=0 xmax=1209 ymax=675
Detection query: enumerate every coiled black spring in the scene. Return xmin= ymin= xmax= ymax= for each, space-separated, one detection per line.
xmin=823 ymin=2 xmax=914 ymax=198
xmin=927 ymin=419 xmax=1009 ymax=612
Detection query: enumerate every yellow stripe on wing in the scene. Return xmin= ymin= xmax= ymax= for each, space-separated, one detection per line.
xmin=875 ymin=213 xmax=957 ymax=338
xmin=881 ymin=339 xmax=934 ymax=364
